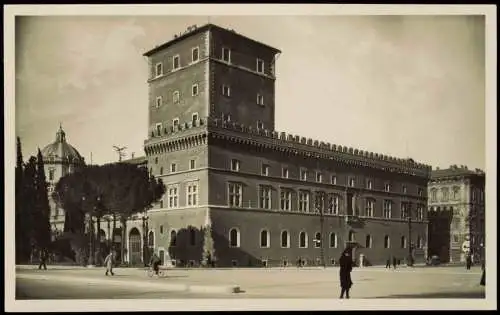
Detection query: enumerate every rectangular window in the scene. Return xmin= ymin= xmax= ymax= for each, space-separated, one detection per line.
xmin=49 ymin=169 xmax=55 ymax=181
xmin=173 ymin=55 xmax=180 ymax=70
xmin=228 ymin=182 xmax=242 ymax=207
xmin=168 ymin=185 xmax=179 ymax=208
xmin=222 ymin=47 xmax=231 ymax=63
xmin=192 ymin=113 xmax=198 ymax=125
xmin=189 ymin=159 xmax=196 ymax=170
xmin=170 ymin=163 xmax=177 ymax=173
xmin=222 ymin=84 xmax=231 ymax=97
xmin=261 ymin=164 xmax=269 ymax=176
xmin=328 ymin=194 xmax=339 ymax=215
xmin=155 ymin=63 xmax=163 ymax=77
xmin=187 ymin=182 xmax=198 ymax=206
xmin=431 ymin=189 xmax=437 ymax=202
xmin=401 ymin=202 xmax=408 ymax=219
xmin=280 ymin=189 xmax=292 ymax=211
xmin=416 ymin=205 xmax=424 ymax=221
xmin=191 ymin=47 xmax=199 ymax=63
xmin=172 ymin=118 xmax=180 ymax=129
xmin=230 ymin=159 xmax=240 ymax=172
xmin=316 ymin=172 xmax=322 ymax=183
xmin=259 ymin=185 xmax=272 ymax=209
xmin=257 ymin=94 xmax=264 ymax=106
xmin=298 ymin=190 xmax=310 ymax=212
xmin=155 ymin=96 xmax=162 ymax=108
xmin=418 ymin=187 xmax=424 ymax=197
xmin=331 ymin=175 xmax=337 ymax=185
xmin=282 ymin=167 xmax=289 ymax=178
xmin=384 ymin=183 xmax=391 ymax=192
xmin=192 ymin=84 xmax=199 ymax=96
xmin=256 ymin=58 xmax=264 ymax=73
xmin=366 ymin=179 xmax=372 ymax=190
xmin=257 ymin=121 xmax=264 ymax=129
xmin=383 ymin=200 xmax=392 ymax=218
xmin=173 ymin=91 xmax=180 ymax=104
xmin=365 ymin=199 xmax=374 ymax=217
xmin=402 ymin=185 xmax=407 ymax=194
xmin=155 ymin=123 xmax=162 ymax=136
xmin=300 ymin=168 xmax=307 ymax=181
xmin=349 ymin=178 xmax=356 ymax=187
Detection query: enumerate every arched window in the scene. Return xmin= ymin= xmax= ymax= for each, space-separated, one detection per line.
xmin=329 ymin=232 xmax=337 ymax=248
xmin=365 ymin=235 xmax=372 ymax=248
xmin=170 ymin=230 xmax=177 ymax=247
xmin=260 ymin=229 xmax=270 ymax=248
xmin=348 ymin=230 xmax=355 ymax=242
xmin=400 ymin=236 xmax=406 ymax=248
xmin=299 ymin=231 xmax=308 ymax=248
xmin=148 ymin=230 xmax=154 ymax=247
xmin=189 ymin=228 xmax=196 ymax=246
xmin=229 ymin=228 xmax=240 ymax=248
xmin=384 ymin=235 xmax=390 ymax=249
xmin=314 ymin=232 xmax=321 ymax=248
xmin=281 ymin=230 xmax=290 ymax=248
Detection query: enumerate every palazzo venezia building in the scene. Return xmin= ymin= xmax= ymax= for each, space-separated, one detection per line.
xmin=121 ymin=24 xmax=432 ymax=267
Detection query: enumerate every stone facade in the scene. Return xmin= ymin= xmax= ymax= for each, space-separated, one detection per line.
xmin=427 ymin=166 xmax=485 ymax=263
xmin=118 ymin=23 xmax=432 ymax=267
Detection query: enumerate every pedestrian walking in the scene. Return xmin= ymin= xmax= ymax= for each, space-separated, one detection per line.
xmin=466 ymin=254 xmax=472 ymax=270
xmin=392 ymin=256 xmax=397 ymax=269
xmin=480 ymin=260 xmax=485 ymax=286
xmin=339 ymin=248 xmax=354 ymax=299
xmin=104 ymin=251 xmax=115 ymax=276
xmin=38 ymin=248 xmax=48 ymax=270
xmin=149 ymin=252 xmax=161 ymax=276
xmin=385 ymin=256 xmax=391 ymax=269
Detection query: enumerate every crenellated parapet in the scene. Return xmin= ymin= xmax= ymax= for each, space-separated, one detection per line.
xmin=206 ymin=117 xmax=432 ymax=178
xmin=144 ymin=117 xmax=209 ymax=156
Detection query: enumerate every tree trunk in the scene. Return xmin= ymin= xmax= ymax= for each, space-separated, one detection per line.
xmin=96 ymin=215 xmax=101 ymax=265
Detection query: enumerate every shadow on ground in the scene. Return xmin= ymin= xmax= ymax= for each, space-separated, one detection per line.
xmin=375 ymin=291 xmax=485 ymax=299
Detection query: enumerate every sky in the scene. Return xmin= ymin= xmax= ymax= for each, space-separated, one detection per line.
xmin=14 ymin=14 xmax=486 ymax=170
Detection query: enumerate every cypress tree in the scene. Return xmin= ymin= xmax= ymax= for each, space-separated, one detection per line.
xmin=23 ymin=156 xmax=38 ymax=257
xmin=36 ymin=148 xmax=52 ymax=251
xmin=15 ymin=137 xmax=27 ymax=262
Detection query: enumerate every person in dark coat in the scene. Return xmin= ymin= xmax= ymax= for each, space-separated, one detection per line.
xmin=392 ymin=256 xmax=397 ymax=269
xmin=385 ymin=256 xmax=391 ymax=269
xmin=339 ymin=248 xmax=354 ymax=299
xmin=466 ymin=254 xmax=472 ymax=270
xmin=38 ymin=248 xmax=48 ymax=270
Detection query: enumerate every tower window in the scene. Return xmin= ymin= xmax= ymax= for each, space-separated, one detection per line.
xmin=222 ymin=85 xmax=231 ymax=97
xmin=222 ymin=47 xmax=231 ymax=63
xmin=155 ymin=96 xmax=162 ymax=108
xmin=192 ymin=113 xmax=199 ymax=125
xmin=49 ymin=168 xmax=55 ymax=181
xmin=155 ymin=123 xmax=162 ymax=136
xmin=155 ymin=63 xmax=163 ymax=77
xmin=256 ymin=58 xmax=265 ymax=74
xmin=191 ymin=47 xmax=199 ymax=63
xmin=173 ymin=91 xmax=180 ymax=104
xmin=172 ymin=118 xmax=180 ymax=129
xmin=257 ymin=94 xmax=264 ymax=106
xmin=192 ymin=84 xmax=199 ymax=96
xmin=173 ymin=55 xmax=180 ymax=70
xmin=170 ymin=163 xmax=177 ymax=173
xmin=190 ymin=159 xmax=196 ymax=170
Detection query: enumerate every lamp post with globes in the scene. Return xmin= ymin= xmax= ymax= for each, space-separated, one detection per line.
xmin=142 ymin=214 xmax=150 ymax=267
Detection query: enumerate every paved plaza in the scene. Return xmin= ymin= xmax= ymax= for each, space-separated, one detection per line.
xmin=15 ymin=264 xmax=485 ymax=300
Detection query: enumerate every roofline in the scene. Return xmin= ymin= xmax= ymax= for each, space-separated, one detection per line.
xmin=143 ymin=23 xmax=282 ymax=57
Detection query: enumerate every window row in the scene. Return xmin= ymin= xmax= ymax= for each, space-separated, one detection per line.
xmin=228 ymin=183 xmax=425 ymax=220
xmin=228 ymin=228 xmax=424 ymax=250
xmin=153 ymin=47 xmax=267 ymax=78
xmin=155 ymin=182 xmax=199 ymax=209
xmin=230 ymin=159 xmax=423 ymax=196
xmin=149 ymin=158 xmax=197 ymax=175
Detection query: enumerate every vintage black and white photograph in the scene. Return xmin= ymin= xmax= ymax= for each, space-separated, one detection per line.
xmin=4 ymin=4 xmax=496 ymax=312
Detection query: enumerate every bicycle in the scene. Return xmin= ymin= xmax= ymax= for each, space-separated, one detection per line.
xmin=147 ymin=264 xmax=166 ymax=277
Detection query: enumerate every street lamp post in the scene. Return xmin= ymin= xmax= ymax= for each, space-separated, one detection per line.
xmin=319 ymin=192 xmax=325 ymax=268
xmin=408 ymin=202 xmax=413 ymax=267
xmin=142 ymin=214 xmax=149 ymax=267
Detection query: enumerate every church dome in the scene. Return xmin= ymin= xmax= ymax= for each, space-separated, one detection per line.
xmin=41 ymin=125 xmax=85 ymax=165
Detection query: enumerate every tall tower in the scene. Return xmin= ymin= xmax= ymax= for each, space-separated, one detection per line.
xmin=143 ymin=24 xmax=281 ymax=137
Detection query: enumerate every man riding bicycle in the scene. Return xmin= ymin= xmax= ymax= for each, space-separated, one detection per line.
xmin=149 ymin=253 xmax=161 ymax=276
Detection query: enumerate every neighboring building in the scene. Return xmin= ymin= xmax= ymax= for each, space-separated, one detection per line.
xmin=118 ymin=23 xmax=432 ymax=267
xmin=427 ymin=165 xmax=485 ymax=263
xmin=41 ymin=125 xmax=86 ymax=238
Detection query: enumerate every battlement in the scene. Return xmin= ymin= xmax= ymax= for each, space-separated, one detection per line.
xmin=146 ymin=116 xmax=432 ymax=176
